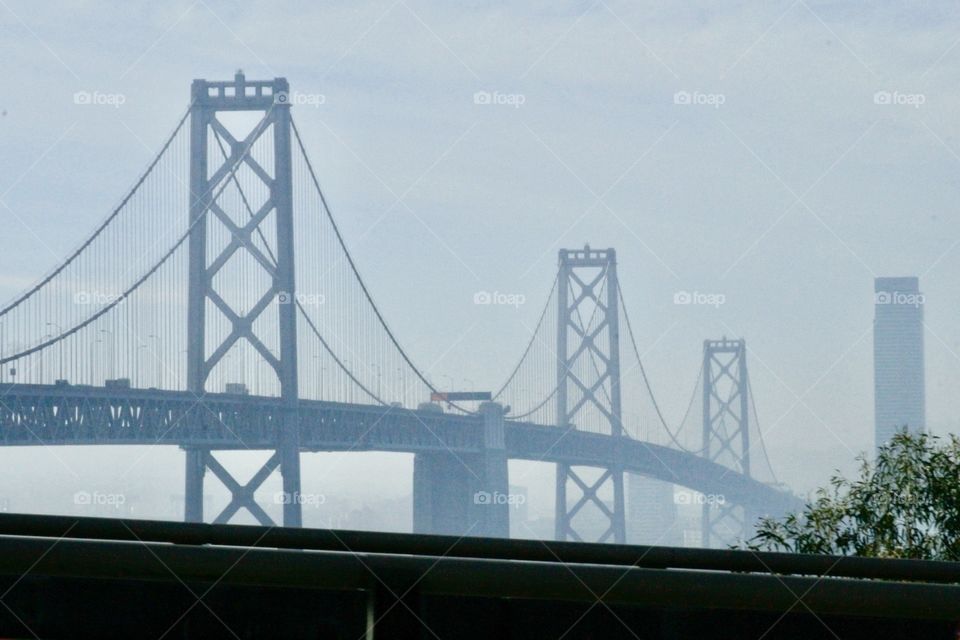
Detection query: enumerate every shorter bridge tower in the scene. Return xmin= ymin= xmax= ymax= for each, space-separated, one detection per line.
xmin=701 ymin=338 xmax=752 ymax=547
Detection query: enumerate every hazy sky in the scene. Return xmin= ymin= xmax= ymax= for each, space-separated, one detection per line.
xmin=2 ymin=1 xmax=960 ymax=525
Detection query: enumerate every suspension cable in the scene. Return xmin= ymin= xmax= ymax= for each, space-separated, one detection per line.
xmin=0 ymin=105 xmax=193 ymax=317
xmin=290 ymin=117 xmax=475 ymax=414
xmin=209 ymin=123 xmax=388 ymax=406
xmin=1 ymin=107 xmax=256 ymax=366
xmin=493 ymin=273 xmax=557 ymax=399
xmin=747 ymin=374 xmax=780 ymax=485
xmin=617 ymin=280 xmax=705 ymax=454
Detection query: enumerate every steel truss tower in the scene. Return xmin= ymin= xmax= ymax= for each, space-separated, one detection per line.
xmin=555 ymin=246 xmax=626 ymax=543
xmin=701 ymin=338 xmax=751 ymax=547
xmin=184 ymin=72 xmax=302 ymax=527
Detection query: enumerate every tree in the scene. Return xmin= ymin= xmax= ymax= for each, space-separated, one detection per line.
xmin=746 ymin=430 xmax=960 ymax=560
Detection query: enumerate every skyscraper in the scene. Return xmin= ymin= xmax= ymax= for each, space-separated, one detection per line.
xmin=873 ymin=277 xmax=925 ymax=449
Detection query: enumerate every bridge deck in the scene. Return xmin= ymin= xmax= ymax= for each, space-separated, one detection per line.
xmin=0 ymin=384 xmax=800 ymax=514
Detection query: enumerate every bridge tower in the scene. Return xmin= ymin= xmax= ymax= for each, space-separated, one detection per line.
xmin=701 ymin=338 xmax=751 ymax=547
xmin=555 ymin=246 xmax=626 ymax=543
xmin=184 ymin=72 xmax=302 ymax=527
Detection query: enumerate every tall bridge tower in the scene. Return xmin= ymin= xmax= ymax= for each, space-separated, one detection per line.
xmin=184 ymin=72 xmax=302 ymax=527
xmin=554 ymin=246 xmax=626 ymax=543
xmin=701 ymin=338 xmax=751 ymax=547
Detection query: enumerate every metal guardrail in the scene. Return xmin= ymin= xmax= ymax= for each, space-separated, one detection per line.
xmin=0 ymin=513 xmax=956 ymax=638
xmin=0 ymin=512 xmax=955 ymax=585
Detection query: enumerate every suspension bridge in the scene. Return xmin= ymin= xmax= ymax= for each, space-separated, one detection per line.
xmin=0 ymin=73 xmax=798 ymax=546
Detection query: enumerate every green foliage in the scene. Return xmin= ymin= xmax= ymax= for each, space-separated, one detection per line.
xmin=746 ymin=430 xmax=960 ymax=560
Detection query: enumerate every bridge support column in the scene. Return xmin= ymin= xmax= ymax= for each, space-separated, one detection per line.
xmin=472 ymin=401 xmax=509 ymax=537
xmin=184 ymin=448 xmax=206 ymax=523
xmin=412 ymin=403 xmax=509 ymax=537
xmin=280 ymin=407 xmax=302 ymax=528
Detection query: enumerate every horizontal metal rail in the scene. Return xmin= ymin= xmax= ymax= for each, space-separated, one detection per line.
xmin=0 ymin=512 xmax=957 ymax=586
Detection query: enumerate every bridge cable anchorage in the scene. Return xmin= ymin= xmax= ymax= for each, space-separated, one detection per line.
xmin=208 ymin=127 xmax=389 ymax=406
xmin=0 ymin=104 xmax=193 ymax=318
xmin=617 ymin=280 xmax=707 ymax=454
xmin=0 ymin=104 xmax=261 ymax=367
xmin=290 ymin=117 xmax=476 ymax=414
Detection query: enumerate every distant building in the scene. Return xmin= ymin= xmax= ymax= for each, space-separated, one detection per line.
xmin=627 ymin=474 xmax=679 ymax=546
xmin=873 ymin=277 xmax=925 ymax=449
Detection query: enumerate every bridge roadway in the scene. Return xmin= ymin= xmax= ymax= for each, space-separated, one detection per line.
xmin=0 ymin=383 xmax=800 ymax=518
